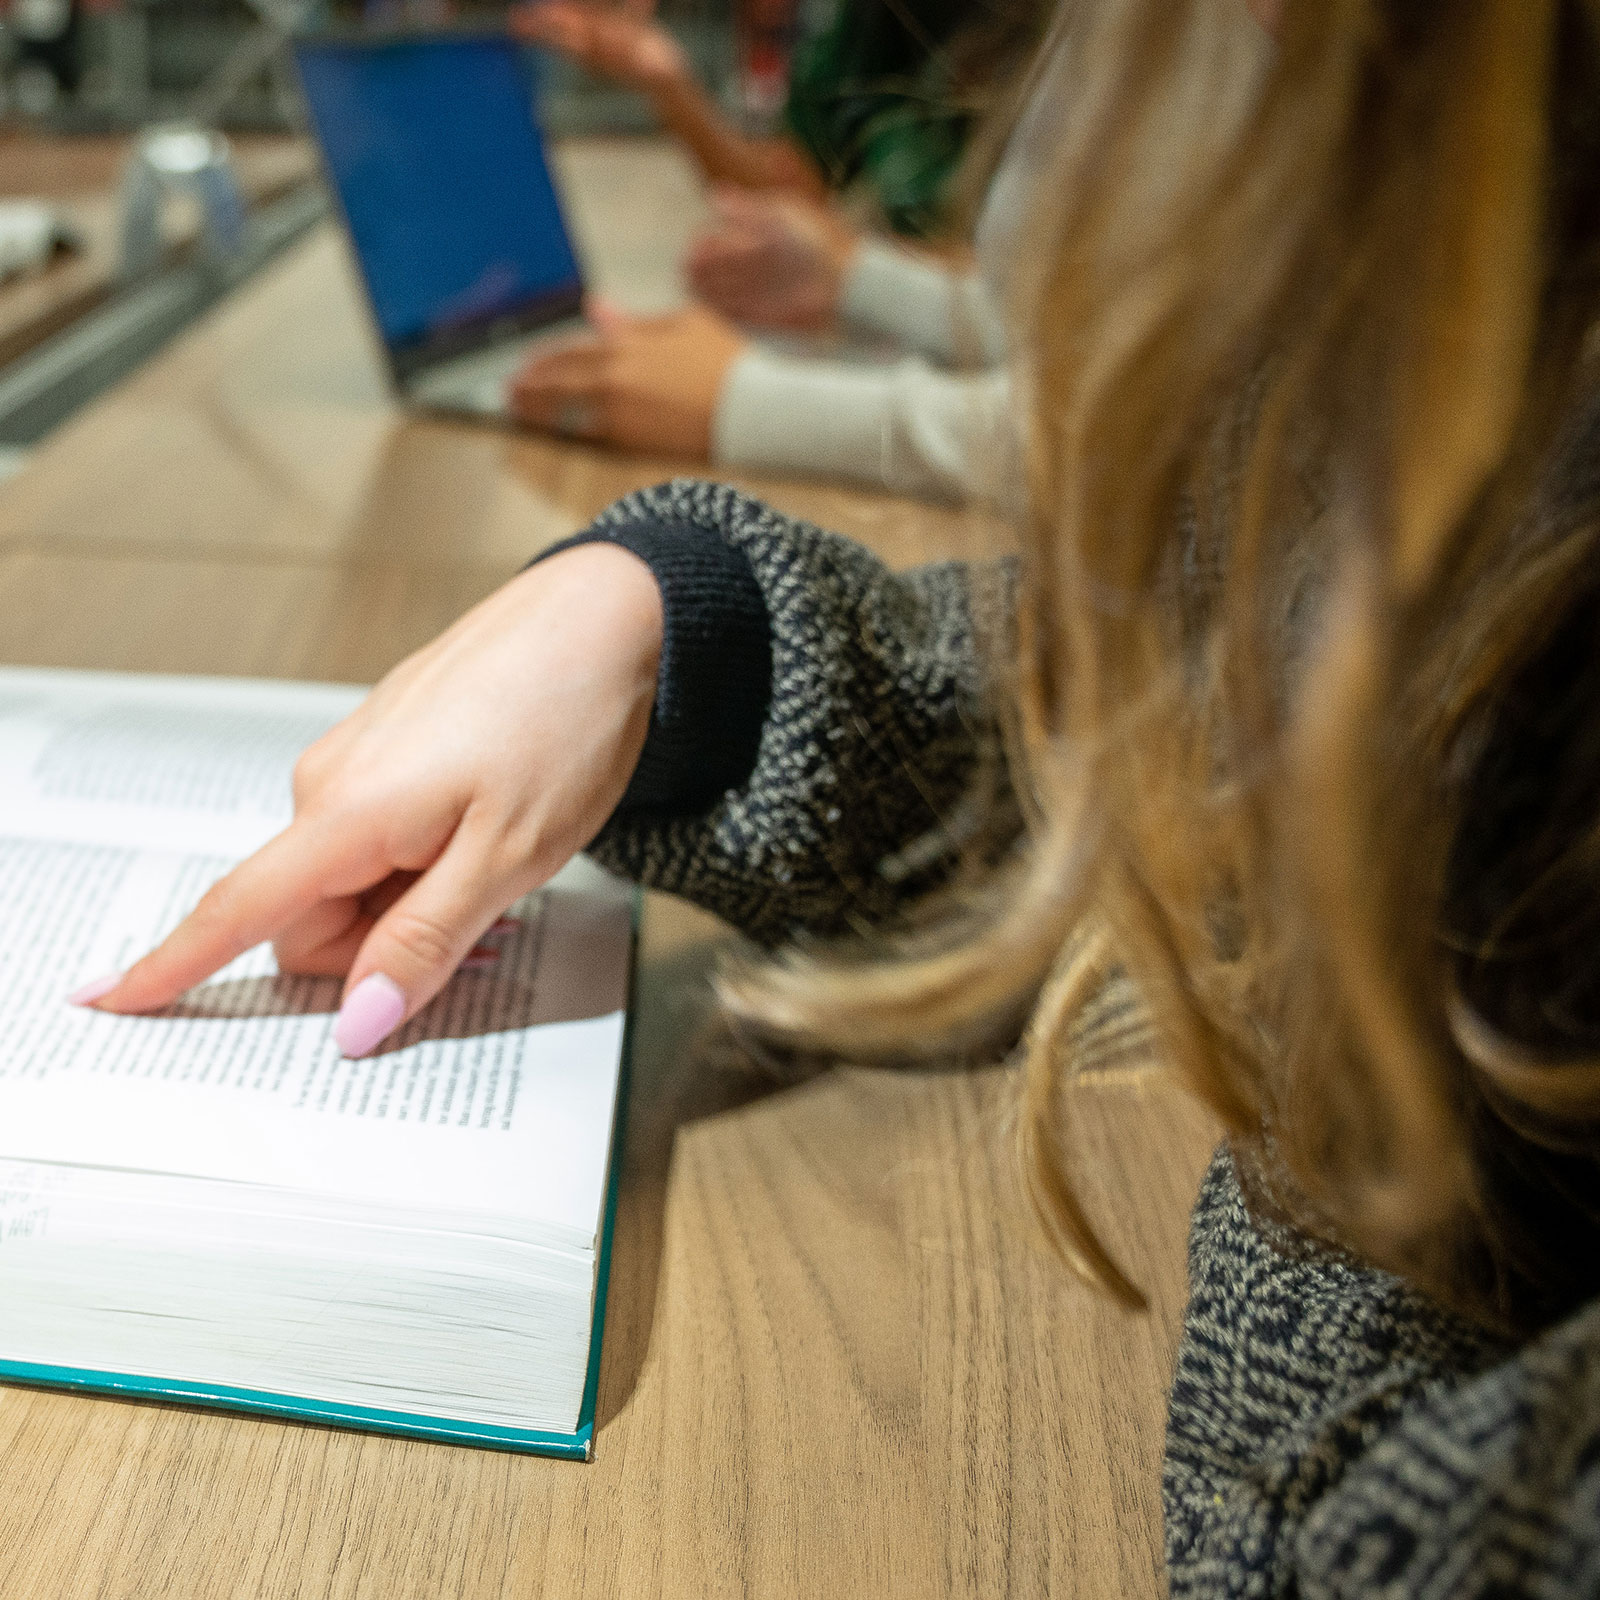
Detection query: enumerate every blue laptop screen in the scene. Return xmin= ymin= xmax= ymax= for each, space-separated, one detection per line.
xmin=296 ymin=36 xmax=582 ymax=349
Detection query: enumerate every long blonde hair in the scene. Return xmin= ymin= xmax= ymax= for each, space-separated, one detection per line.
xmin=726 ymin=0 xmax=1600 ymax=1333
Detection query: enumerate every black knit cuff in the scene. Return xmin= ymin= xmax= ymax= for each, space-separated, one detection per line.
xmin=530 ymin=517 xmax=773 ymax=815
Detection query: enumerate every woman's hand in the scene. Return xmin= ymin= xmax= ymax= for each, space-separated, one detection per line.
xmin=511 ymin=1 xmax=689 ymax=93
xmin=81 ymin=545 xmax=664 ymax=1056
xmin=686 ymin=187 xmax=860 ymax=332
xmin=508 ymin=303 xmax=746 ymax=457
xmin=513 ymin=2 xmax=825 ymax=198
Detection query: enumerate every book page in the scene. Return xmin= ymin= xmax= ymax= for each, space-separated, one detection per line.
xmin=0 ymin=669 xmax=632 ymax=1244
xmin=0 ymin=839 xmax=630 ymax=1241
xmin=0 ymin=667 xmax=364 ymax=857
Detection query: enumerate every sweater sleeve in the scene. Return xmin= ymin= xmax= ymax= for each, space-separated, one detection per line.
xmin=711 ymin=351 xmax=1017 ymax=510
xmin=839 ymin=240 xmax=1009 ymax=369
xmin=558 ymin=479 xmax=1017 ymax=945
xmin=1164 ymin=1152 xmax=1600 ymax=1598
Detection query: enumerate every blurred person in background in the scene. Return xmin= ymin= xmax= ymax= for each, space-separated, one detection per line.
xmin=507 ymin=185 xmax=1016 ymax=504
xmin=506 ymin=0 xmax=1051 ymax=505
xmin=513 ymin=0 xmax=1044 ymax=235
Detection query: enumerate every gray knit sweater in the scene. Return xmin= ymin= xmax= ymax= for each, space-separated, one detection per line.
xmin=556 ymin=477 xmax=1600 ymax=1597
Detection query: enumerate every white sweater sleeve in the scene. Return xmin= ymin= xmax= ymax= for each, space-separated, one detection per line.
xmin=711 ymin=346 xmax=1016 ymax=509
xmin=839 ymin=241 xmax=1008 ymax=371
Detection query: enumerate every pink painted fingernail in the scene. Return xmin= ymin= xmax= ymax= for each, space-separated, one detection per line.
xmin=489 ymin=916 xmax=520 ymax=936
xmin=67 ymin=972 xmax=123 ymax=1008
xmin=333 ymin=974 xmax=407 ymax=1058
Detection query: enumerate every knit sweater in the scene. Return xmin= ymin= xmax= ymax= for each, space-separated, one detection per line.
xmin=546 ymin=477 xmax=1600 ymax=1596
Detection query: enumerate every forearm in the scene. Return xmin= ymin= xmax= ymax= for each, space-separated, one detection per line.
xmin=712 ymin=351 xmax=1019 ymax=509
xmin=841 ymin=241 xmax=1009 ymax=369
xmin=541 ymin=480 xmax=1018 ymax=944
xmin=650 ymin=75 xmax=827 ymax=197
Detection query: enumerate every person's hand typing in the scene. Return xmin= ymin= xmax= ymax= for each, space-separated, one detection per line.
xmin=76 ymin=545 xmax=664 ymax=1057
xmin=508 ymin=303 xmax=745 ymax=458
xmin=686 ymin=187 xmax=860 ymax=332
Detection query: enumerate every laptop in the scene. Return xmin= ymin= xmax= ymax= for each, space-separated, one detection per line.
xmin=293 ymin=31 xmax=588 ymax=419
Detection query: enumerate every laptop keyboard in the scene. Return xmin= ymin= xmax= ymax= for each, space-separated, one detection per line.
xmin=409 ymin=319 xmax=589 ymax=417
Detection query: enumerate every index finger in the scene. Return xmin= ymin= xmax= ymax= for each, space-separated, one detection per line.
xmin=81 ymin=820 xmax=369 ymax=1015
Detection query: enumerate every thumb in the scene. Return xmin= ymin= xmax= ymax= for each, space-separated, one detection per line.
xmin=331 ymin=817 xmax=524 ymax=1057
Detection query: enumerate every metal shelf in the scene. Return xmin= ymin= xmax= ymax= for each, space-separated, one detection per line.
xmin=0 ymin=176 xmax=326 ymax=446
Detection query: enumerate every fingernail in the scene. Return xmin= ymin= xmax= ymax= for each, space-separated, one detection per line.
xmin=334 ymin=974 xmax=407 ymax=1058
xmin=461 ymin=951 xmax=500 ymax=971
xmin=67 ymin=972 xmax=122 ymax=1008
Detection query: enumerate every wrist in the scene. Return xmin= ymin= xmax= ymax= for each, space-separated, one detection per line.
xmin=828 ymin=230 xmax=863 ymax=288
xmin=517 ymin=543 xmax=664 ymax=684
xmin=529 ymin=508 xmax=773 ymax=816
xmin=823 ymin=239 xmax=861 ymax=323
xmin=641 ymin=40 xmax=696 ymax=102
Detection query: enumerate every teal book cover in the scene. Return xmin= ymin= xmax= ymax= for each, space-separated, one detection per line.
xmin=0 ymin=904 xmax=638 ymax=1463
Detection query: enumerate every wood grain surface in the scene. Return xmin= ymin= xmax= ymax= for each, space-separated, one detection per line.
xmin=0 ymin=137 xmax=1219 ymax=1599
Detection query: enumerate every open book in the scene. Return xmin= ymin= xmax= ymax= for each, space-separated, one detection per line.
xmin=0 ymin=667 xmax=633 ymax=1458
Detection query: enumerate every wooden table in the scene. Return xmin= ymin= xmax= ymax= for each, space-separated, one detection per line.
xmin=0 ymin=132 xmax=316 ymax=370
xmin=0 ymin=137 xmax=1219 ymax=1599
